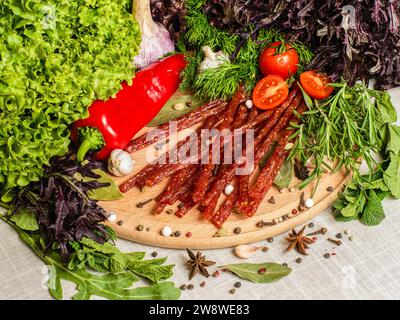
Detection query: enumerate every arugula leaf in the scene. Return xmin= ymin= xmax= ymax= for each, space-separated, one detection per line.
xmin=383 ymin=153 xmax=400 ymax=198
xmin=360 ymin=190 xmax=386 ymax=226
xmin=10 ymin=209 xmax=39 ymax=231
xmin=74 ymin=169 xmax=122 ymax=201
xmin=220 ymin=262 xmax=291 ymax=283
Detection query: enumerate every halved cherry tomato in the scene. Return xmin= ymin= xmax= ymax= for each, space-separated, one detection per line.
xmin=259 ymin=41 xmax=299 ymax=79
xmin=252 ymin=75 xmax=289 ymax=110
xmin=300 ymin=71 xmax=334 ymax=100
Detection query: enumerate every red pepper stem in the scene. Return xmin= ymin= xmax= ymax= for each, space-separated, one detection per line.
xmin=77 ymin=127 xmax=105 ymax=162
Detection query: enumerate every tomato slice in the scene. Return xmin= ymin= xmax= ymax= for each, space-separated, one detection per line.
xmin=252 ymin=75 xmax=289 ymax=110
xmin=300 ymin=71 xmax=334 ymax=100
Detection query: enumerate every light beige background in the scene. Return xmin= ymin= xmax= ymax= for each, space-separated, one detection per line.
xmin=1 ymin=87 xmax=399 ymax=300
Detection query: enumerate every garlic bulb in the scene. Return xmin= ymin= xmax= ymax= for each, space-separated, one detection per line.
xmin=198 ymin=46 xmax=230 ymax=72
xmin=133 ymin=0 xmax=175 ymax=68
xmin=234 ymin=245 xmax=263 ymax=259
xmin=108 ymin=149 xmax=135 ymax=177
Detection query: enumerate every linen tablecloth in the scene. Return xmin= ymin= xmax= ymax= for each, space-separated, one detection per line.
xmin=1 ymin=87 xmax=399 ymax=300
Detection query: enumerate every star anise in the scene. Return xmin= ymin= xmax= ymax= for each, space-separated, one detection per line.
xmin=286 ymin=225 xmax=314 ymax=255
xmin=186 ymin=249 xmax=215 ymax=280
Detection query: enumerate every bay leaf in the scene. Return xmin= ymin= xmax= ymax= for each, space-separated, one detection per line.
xmin=147 ymin=91 xmax=202 ymax=127
xmin=274 ymin=158 xmax=294 ymax=189
xmin=220 ymin=262 xmax=291 ymax=283
xmin=74 ymin=169 xmax=122 ymax=201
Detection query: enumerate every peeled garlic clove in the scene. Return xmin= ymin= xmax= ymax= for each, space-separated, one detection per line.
xmin=234 ymin=245 xmax=262 ymax=259
xmin=108 ymin=149 xmax=135 ymax=177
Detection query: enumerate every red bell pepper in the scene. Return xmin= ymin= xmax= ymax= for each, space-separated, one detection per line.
xmin=71 ymin=54 xmax=186 ymax=161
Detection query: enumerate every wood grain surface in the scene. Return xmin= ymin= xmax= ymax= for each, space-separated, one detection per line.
xmin=101 ymin=128 xmax=351 ymax=249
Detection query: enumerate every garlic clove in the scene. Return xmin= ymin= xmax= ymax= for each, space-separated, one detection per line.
xmin=199 ymin=46 xmax=230 ymax=72
xmin=108 ymin=149 xmax=135 ymax=177
xmin=234 ymin=244 xmax=262 ymax=259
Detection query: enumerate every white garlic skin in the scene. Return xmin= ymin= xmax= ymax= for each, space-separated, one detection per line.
xmin=108 ymin=149 xmax=135 ymax=177
xmin=198 ymin=46 xmax=230 ymax=72
xmin=107 ymin=212 xmax=117 ymax=222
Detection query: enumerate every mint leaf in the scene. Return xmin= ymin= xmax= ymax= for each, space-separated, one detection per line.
xmin=334 ymin=211 xmax=359 ymax=222
xmin=383 ymin=153 xmax=400 ymax=198
xmin=341 ymin=202 xmax=359 ymax=217
xmin=69 ymin=237 xmax=174 ymax=282
xmin=360 ymin=190 xmax=385 ymax=226
xmin=128 ymin=258 xmax=174 ymax=283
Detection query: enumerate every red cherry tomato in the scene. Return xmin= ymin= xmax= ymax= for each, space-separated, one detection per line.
xmin=300 ymin=71 xmax=334 ymax=100
xmin=259 ymin=41 xmax=299 ymax=79
xmin=252 ymin=75 xmax=289 ymax=110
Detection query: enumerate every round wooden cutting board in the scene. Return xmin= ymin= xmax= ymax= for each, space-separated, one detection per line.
xmin=100 ymin=128 xmax=351 ymax=250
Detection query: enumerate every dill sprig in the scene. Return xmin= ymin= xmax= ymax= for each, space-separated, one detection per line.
xmin=179 ymin=1 xmax=313 ymax=101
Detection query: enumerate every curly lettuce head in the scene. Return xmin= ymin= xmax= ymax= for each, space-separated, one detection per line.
xmin=0 ymin=0 xmax=140 ymax=199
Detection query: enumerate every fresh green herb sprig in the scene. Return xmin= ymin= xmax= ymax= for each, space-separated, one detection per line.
xmin=179 ymin=1 xmax=313 ymax=101
xmin=289 ymin=81 xmax=400 ymax=225
xmin=1 ymin=213 xmax=180 ymax=300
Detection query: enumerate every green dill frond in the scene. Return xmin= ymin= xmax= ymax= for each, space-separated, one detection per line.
xmin=193 ymin=62 xmax=258 ymax=101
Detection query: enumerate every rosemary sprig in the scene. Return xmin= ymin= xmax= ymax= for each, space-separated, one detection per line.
xmin=289 ymin=82 xmax=386 ymax=189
